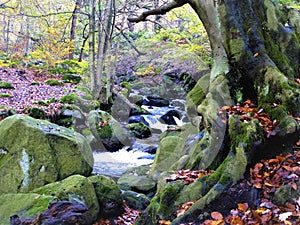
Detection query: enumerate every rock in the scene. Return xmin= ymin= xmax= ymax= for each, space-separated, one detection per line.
xmin=118 ymin=165 xmax=156 ymax=194
xmin=273 ymin=181 xmax=300 ymax=205
xmin=136 ymin=96 xmax=169 ymax=107
xmin=28 ymin=107 xmax=45 ymax=119
xmin=121 ymin=190 xmax=150 ymax=210
xmin=0 ymin=193 xmax=56 ymax=225
xmin=128 ymin=115 xmax=149 ymax=126
xmin=0 ymin=114 xmax=93 ymax=194
xmin=87 ymin=110 xmax=134 ymax=151
xmin=88 ymin=175 xmax=124 ymax=218
xmin=160 ymin=110 xmax=182 ymax=125
xmin=149 ymin=136 xmax=181 ymax=180
xmin=10 ymin=201 xmax=93 ymax=225
xmin=31 ymin=175 xmax=99 ymax=220
xmin=126 ymin=122 xmax=152 ymax=138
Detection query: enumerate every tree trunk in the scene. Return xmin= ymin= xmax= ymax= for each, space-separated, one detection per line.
xmin=130 ymin=0 xmax=300 ymax=224
xmin=69 ymin=0 xmax=82 ymax=60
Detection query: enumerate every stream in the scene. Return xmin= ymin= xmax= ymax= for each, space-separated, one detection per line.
xmin=92 ymin=82 xmax=187 ymax=178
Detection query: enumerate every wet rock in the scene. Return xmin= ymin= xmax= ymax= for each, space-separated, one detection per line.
xmin=136 ymin=96 xmax=170 ymax=107
xmin=128 ymin=115 xmax=149 ymax=126
xmin=87 ymin=110 xmax=134 ymax=151
xmin=126 ymin=122 xmax=152 ymax=139
xmin=160 ymin=109 xmax=182 ymax=125
xmin=10 ymin=201 xmax=93 ymax=225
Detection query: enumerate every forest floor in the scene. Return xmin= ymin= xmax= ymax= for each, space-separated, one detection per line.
xmin=0 ymin=66 xmax=299 ymax=225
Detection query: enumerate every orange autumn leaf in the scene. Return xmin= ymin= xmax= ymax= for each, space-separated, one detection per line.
xmin=237 ymin=203 xmax=249 ymax=212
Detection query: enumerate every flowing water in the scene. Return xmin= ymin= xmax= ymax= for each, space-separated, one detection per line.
xmin=92 ymin=87 xmax=187 ymax=178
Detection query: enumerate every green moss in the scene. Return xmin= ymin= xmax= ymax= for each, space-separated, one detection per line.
xmin=28 ymin=107 xmax=45 ymax=119
xmin=32 ymin=175 xmax=99 ymax=218
xmin=0 ymin=193 xmax=56 ymax=224
xmin=30 ymin=81 xmax=40 ymax=85
xmin=45 ymin=79 xmax=63 ymax=86
xmin=0 ymin=93 xmax=12 ymax=98
xmin=62 ymin=74 xmax=82 ymax=84
xmin=126 ymin=122 xmax=152 ymax=138
xmin=0 ymin=81 xmax=14 ymax=89
xmin=60 ymin=93 xmax=81 ymax=104
xmin=264 ymin=32 xmax=292 ymax=78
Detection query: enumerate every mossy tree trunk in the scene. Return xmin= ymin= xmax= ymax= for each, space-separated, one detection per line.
xmin=129 ymin=0 xmax=300 ymax=224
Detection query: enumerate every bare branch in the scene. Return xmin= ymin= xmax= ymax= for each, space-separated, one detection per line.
xmin=128 ymin=0 xmax=188 ymax=23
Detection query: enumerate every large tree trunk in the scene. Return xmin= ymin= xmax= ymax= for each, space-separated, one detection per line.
xmin=130 ymin=0 xmax=300 ymax=224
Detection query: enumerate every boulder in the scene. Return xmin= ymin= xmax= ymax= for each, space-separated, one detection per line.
xmin=87 ymin=110 xmax=134 ymax=151
xmin=88 ymin=175 xmax=124 ymax=218
xmin=149 ymin=136 xmax=181 ymax=180
xmin=10 ymin=201 xmax=93 ymax=225
xmin=126 ymin=122 xmax=152 ymax=138
xmin=136 ymin=96 xmax=169 ymax=107
xmin=118 ymin=165 xmax=156 ymax=194
xmin=0 ymin=193 xmax=56 ymax=225
xmin=121 ymin=190 xmax=150 ymax=210
xmin=0 ymin=114 xmax=93 ymax=194
xmin=31 ymin=175 xmax=99 ymax=220
xmin=160 ymin=109 xmax=182 ymax=125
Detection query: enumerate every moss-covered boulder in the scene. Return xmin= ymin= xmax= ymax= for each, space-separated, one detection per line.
xmin=0 ymin=193 xmax=56 ymax=225
xmin=31 ymin=175 xmax=99 ymax=219
xmin=149 ymin=136 xmax=181 ymax=180
xmin=87 ymin=110 xmax=134 ymax=151
xmin=121 ymin=190 xmax=150 ymax=210
xmin=0 ymin=114 xmax=93 ymax=194
xmin=118 ymin=165 xmax=156 ymax=194
xmin=88 ymin=175 xmax=123 ymax=218
xmin=126 ymin=122 xmax=152 ymax=138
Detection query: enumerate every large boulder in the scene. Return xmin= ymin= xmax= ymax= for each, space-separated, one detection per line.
xmin=87 ymin=110 xmax=134 ymax=151
xmin=31 ymin=175 xmax=99 ymax=220
xmin=0 ymin=114 xmax=93 ymax=194
xmin=118 ymin=165 xmax=156 ymax=194
xmin=88 ymin=175 xmax=124 ymax=218
xmin=10 ymin=201 xmax=94 ymax=225
xmin=0 ymin=193 xmax=56 ymax=225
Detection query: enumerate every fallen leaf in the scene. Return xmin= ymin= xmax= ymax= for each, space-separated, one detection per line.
xmin=211 ymin=211 xmax=223 ymax=220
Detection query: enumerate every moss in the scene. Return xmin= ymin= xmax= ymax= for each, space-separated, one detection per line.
xmin=28 ymin=107 xmax=45 ymax=119
xmin=60 ymin=93 xmax=81 ymax=104
xmin=126 ymin=122 xmax=152 ymax=138
xmin=0 ymin=81 xmax=14 ymax=89
xmin=157 ymin=181 xmax=184 ymax=220
xmin=0 ymin=93 xmax=12 ymax=98
xmin=0 ymin=193 xmax=56 ymax=224
xmin=62 ymin=74 xmax=82 ymax=84
xmin=32 ymin=175 xmax=99 ymax=218
xmin=45 ymin=79 xmax=63 ymax=86
xmin=185 ymin=74 xmax=208 ymax=120
xmin=88 ymin=175 xmax=123 ymax=217
xmin=150 ymin=136 xmax=181 ymax=180
xmin=264 ymin=32 xmax=292 ymax=78
xmin=30 ymin=81 xmax=40 ymax=85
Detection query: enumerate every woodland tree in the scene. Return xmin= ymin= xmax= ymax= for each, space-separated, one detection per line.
xmin=128 ymin=0 xmax=300 ymax=223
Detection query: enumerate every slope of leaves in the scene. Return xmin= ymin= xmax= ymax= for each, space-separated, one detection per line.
xmin=157 ymin=147 xmax=300 ymax=225
xmin=0 ymin=67 xmax=78 ymax=116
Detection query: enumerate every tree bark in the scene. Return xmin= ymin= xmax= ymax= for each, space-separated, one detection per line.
xmin=129 ymin=0 xmax=300 ymax=224
xmin=69 ymin=0 xmax=82 ymax=60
